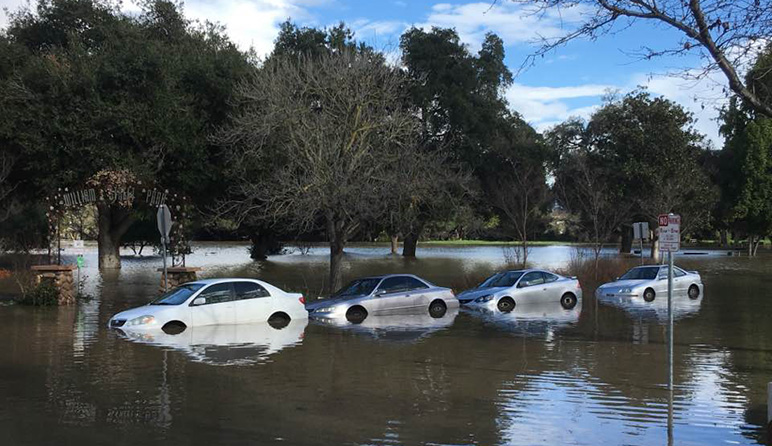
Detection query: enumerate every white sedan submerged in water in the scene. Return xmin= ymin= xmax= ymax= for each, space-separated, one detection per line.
xmin=109 ymin=278 xmax=308 ymax=332
xmin=595 ymin=265 xmax=703 ymax=302
xmin=457 ymin=269 xmax=582 ymax=312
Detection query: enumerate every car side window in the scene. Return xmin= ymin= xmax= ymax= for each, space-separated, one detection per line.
xmin=234 ymin=282 xmax=270 ymax=300
xmin=542 ymin=272 xmax=559 ymax=283
xmin=673 ymin=268 xmax=686 ymax=277
xmin=404 ymin=277 xmax=429 ymax=291
xmin=378 ymin=277 xmax=410 ymax=295
xmin=194 ymin=283 xmax=234 ymax=306
xmin=519 ymin=272 xmax=545 ymax=287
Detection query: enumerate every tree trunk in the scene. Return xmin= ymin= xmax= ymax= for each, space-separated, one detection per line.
xmin=651 ymin=237 xmax=660 ymax=263
xmin=96 ymin=202 xmax=133 ymax=270
xmin=620 ymin=224 xmax=633 ymax=254
xmin=719 ymin=229 xmax=728 ymax=247
xmin=402 ymin=232 xmax=418 ymax=258
xmin=329 ymin=237 xmax=345 ymax=293
xmin=520 ymin=238 xmax=528 ymax=268
xmin=752 ymin=237 xmax=761 ymax=256
xmin=390 ymin=234 xmax=399 ymax=255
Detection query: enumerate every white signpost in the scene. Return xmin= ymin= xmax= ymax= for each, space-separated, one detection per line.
xmin=658 ymin=213 xmax=680 ymax=394
xmin=633 ymin=222 xmax=649 ymax=265
xmin=157 ymin=205 xmax=172 ymax=292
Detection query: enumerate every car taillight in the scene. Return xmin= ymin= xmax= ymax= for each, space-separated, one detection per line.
xmin=299 ymin=296 xmax=305 ymax=305
xmin=577 ymin=282 xmax=582 ymax=289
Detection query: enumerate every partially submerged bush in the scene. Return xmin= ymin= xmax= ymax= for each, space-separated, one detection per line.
xmin=556 ymin=250 xmax=639 ymax=294
xmin=17 ymin=281 xmax=58 ymax=306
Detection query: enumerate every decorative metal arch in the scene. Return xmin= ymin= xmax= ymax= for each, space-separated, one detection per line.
xmin=45 ymin=180 xmax=192 ymax=266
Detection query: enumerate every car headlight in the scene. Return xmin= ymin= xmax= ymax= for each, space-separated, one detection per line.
xmin=315 ymin=306 xmax=336 ymax=314
xmin=619 ymin=288 xmax=632 ymax=293
xmin=475 ymin=295 xmax=494 ymax=303
xmin=126 ymin=315 xmax=156 ymax=326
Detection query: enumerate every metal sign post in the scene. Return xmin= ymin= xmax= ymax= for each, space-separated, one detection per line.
xmin=633 ymin=222 xmax=650 ymax=265
xmin=71 ymin=240 xmax=85 ymax=297
xmin=658 ymin=213 xmax=680 ymax=396
xmin=157 ymin=205 xmax=172 ymax=292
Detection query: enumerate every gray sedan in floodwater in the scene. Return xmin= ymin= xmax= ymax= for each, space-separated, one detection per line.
xmin=595 ymin=265 xmax=703 ymax=302
xmin=457 ymin=269 xmax=582 ymax=312
xmin=305 ymin=274 xmax=459 ymax=323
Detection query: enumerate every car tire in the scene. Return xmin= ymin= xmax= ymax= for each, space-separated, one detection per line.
xmin=687 ymin=285 xmax=700 ymax=299
xmin=560 ymin=293 xmax=578 ymax=310
xmin=162 ymin=321 xmax=187 ymax=335
xmin=428 ymin=300 xmax=447 ymax=318
xmin=643 ymin=288 xmax=656 ymax=302
xmin=497 ymin=297 xmax=515 ymax=313
xmin=268 ymin=312 xmax=291 ymax=329
xmin=346 ymin=306 xmax=368 ymax=324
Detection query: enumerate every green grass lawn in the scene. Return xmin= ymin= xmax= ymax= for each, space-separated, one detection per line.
xmin=422 ymin=240 xmax=585 ymax=246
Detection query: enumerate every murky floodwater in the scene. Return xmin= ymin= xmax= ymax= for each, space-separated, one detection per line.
xmin=1 ymin=243 xmax=770 ymax=445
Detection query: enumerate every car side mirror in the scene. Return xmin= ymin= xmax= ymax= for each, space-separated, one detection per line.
xmin=192 ymin=297 xmax=206 ymax=306
xmin=375 ymin=289 xmax=386 ymax=297
xmin=517 ymin=281 xmax=527 ymax=288
xmin=615 ymin=277 xmax=619 ymax=281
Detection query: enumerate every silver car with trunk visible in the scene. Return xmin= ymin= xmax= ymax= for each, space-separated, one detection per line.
xmin=595 ymin=265 xmax=703 ymax=302
xmin=457 ymin=269 xmax=582 ymax=312
xmin=305 ymin=274 xmax=458 ymax=323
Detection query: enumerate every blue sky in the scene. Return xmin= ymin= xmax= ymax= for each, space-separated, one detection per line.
xmin=0 ymin=0 xmax=729 ymax=146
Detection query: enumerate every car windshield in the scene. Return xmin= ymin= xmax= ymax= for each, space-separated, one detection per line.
xmin=619 ymin=267 xmax=660 ymax=280
xmin=479 ymin=271 xmax=524 ymax=288
xmin=150 ymin=284 xmax=204 ymax=305
xmin=331 ymin=278 xmax=381 ymax=299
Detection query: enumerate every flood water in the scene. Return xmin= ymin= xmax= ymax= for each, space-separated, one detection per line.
xmin=1 ymin=243 xmax=771 ymax=445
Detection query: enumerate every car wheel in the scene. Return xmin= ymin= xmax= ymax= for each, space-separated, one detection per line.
xmin=560 ymin=293 xmax=577 ymax=310
xmin=687 ymin=285 xmax=700 ymax=299
xmin=162 ymin=321 xmax=186 ymax=335
xmin=428 ymin=300 xmax=447 ymax=318
xmin=346 ymin=306 xmax=368 ymax=324
xmin=497 ymin=297 xmax=515 ymax=313
xmin=268 ymin=312 xmax=291 ymax=329
xmin=643 ymin=288 xmax=656 ymax=302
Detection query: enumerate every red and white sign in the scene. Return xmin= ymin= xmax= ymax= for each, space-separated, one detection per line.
xmin=658 ymin=214 xmax=681 ymax=252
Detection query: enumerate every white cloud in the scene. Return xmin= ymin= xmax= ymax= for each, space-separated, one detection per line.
xmin=1 ymin=0 xmax=31 ymax=29
xmin=120 ymin=0 xmax=326 ymax=57
xmin=419 ymin=1 xmax=587 ymax=51
xmin=508 ymin=72 xmax=727 ymax=149
xmin=506 ymin=82 xmax=610 ymax=130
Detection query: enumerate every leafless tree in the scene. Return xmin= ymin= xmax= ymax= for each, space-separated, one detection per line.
xmin=554 ymin=150 xmax=631 ymax=271
xmin=0 ymin=152 xmax=17 ymax=223
xmin=509 ymin=0 xmax=772 ymax=117
xmin=483 ymin=158 xmax=548 ymax=267
xmin=384 ymin=145 xmax=472 ymax=257
xmin=221 ymin=51 xmax=424 ymax=291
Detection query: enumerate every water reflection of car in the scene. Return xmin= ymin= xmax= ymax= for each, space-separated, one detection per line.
xmin=312 ymin=309 xmax=458 ymax=343
xmin=109 ymin=278 xmax=308 ymax=332
xmin=598 ymin=288 xmax=703 ymax=322
xmin=458 ymin=269 xmax=582 ymax=312
xmin=463 ymin=300 xmax=581 ymax=337
xmin=116 ymin=320 xmax=307 ymax=366
xmin=305 ymin=274 xmax=458 ymax=323
xmin=595 ymin=265 xmax=703 ymax=302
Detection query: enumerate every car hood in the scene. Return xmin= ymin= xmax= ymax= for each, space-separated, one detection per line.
xmin=111 ymin=305 xmax=167 ymax=322
xmin=457 ymin=287 xmax=508 ymax=301
xmin=305 ymin=295 xmax=366 ymax=311
xmin=599 ymin=279 xmax=651 ymax=289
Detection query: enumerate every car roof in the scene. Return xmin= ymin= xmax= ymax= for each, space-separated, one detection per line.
xmin=357 ymin=273 xmax=425 ymax=281
xmin=186 ymin=278 xmax=264 ymax=286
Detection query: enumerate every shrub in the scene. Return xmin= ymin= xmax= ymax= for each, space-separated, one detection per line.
xmin=17 ymin=281 xmax=59 ymax=306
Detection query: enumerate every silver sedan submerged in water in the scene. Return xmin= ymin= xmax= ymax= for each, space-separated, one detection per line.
xmin=595 ymin=265 xmax=703 ymax=302
xmin=305 ymin=274 xmax=459 ymax=323
xmin=457 ymin=269 xmax=582 ymax=312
